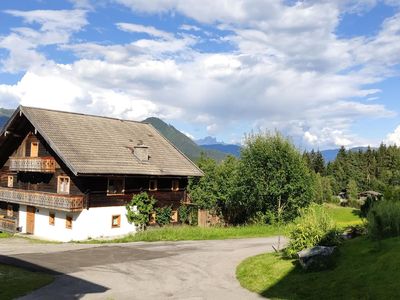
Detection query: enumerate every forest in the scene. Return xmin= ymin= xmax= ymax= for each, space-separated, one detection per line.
xmin=304 ymin=144 xmax=400 ymax=202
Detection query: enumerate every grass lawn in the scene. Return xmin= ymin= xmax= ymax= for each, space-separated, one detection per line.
xmin=323 ymin=203 xmax=364 ymax=227
xmin=237 ymin=236 xmax=400 ymax=299
xmin=85 ymin=224 xmax=283 ymax=243
xmin=0 ymin=264 xmax=54 ymax=300
xmin=84 ymin=205 xmax=362 ymax=243
xmin=0 ymin=232 xmax=12 ymax=238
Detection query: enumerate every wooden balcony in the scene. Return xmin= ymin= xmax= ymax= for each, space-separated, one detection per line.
xmin=9 ymin=157 xmax=56 ymax=173
xmin=0 ymin=187 xmax=85 ymax=212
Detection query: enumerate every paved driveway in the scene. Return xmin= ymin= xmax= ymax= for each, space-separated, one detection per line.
xmin=0 ymin=237 xmax=283 ymax=299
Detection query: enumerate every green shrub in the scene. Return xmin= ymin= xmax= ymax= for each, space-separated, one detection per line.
xmin=367 ymin=201 xmax=400 ymax=240
xmin=348 ymin=198 xmax=361 ymax=209
xmin=126 ymin=192 xmax=156 ymax=230
xmin=284 ymin=204 xmax=341 ymax=258
xmin=155 ymin=206 xmax=172 ymax=226
xmin=178 ymin=205 xmax=189 ymax=223
xmin=249 ymin=211 xmax=277 ymax=225
xmin=360 ymin=196 xmax=375 ymax=218
xmin=178 ymin=205 xmax=198 ymax=225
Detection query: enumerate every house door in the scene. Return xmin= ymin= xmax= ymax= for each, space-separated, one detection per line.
xmin=26 ymin=206 xmax=35 ymax=234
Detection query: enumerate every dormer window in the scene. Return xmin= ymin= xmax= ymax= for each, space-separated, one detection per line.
xmin=108 ymin=178 xmax=125 ymax=195
xmin=133 ymin=144 xmax=149 ymax=162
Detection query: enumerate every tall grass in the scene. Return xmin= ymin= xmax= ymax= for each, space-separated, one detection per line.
xmin=367 ymin=201 xmax=400 ymax=240
xmin=284 ymin=204 xmax=340 ymax=257
xmin=85 ymin=224 xmax=281 ymax=243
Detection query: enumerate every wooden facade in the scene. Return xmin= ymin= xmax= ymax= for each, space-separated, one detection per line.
xmin=0 ymin=131 xmax=190 ymax=231
xmin=0 ymin=131 xmax=189 ymax=209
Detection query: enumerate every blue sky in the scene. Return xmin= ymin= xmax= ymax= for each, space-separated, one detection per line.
xmin=0 ymin=0 xmax=400 ymax=149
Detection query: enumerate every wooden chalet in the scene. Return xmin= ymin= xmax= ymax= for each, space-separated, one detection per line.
xmin=0 ymin=106 xmax=203 ymax=241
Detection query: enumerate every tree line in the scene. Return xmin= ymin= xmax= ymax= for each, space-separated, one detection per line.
xmin=189 ymin=134 xmax=400 ymax=225
xmin=304 ymin=144 xmax=400 ymax=202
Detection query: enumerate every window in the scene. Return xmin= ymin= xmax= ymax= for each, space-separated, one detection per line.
xmin=172 ymin=180 xmax=179 ymax=191
xmin=57 ymin=176 xmax=70 ymax=194
xmin=107 ymin=178 xmax=125 ymax=195
xmin=171 ymin=210 xmax=178 ymax=222
xmin=49 ymin=213 xmax=55 ymax=226
xmin=66 ymin=215 xmax=72 ymax=229
xmin=6 ymin=204 xmax=13 ymax=217
xmin=149 ymin=179 xmax=157 ymax=191
xmin=149 ymin=212 xmax=156 ymax=224
xmin=111 ymin=215 xmax=121 ymax=228
xmin=30 ymin=142 xmax=39 ymax=157
xmin=7 ymin=176 xmax=13 ymax=188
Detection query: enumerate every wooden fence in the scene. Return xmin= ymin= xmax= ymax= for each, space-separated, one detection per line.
xmin=198 ymin=209 xmax=221 ymax=227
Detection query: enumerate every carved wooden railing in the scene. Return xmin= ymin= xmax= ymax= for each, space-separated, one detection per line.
xmin=0 ymin=187 xmax=85 ymax=212
xmin=9 ymin=157 xmax=56 ymax=173
xmin=0 ymin=217 xmax=17 ymax=233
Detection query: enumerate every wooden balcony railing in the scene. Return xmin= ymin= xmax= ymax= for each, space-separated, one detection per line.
xmin=0 ymin=187 xmax=85 ymax=212
xmin=0 ymin=217 xmax=17 ymax=233
xmin=9 ymin=157 xmax=56 ymax=173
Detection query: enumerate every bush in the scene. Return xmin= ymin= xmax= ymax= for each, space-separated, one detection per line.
xmin=284 ymin=204 xmax=341 ymax=258
xmin=367 ymin=201 xmax=400 ymax=240
xmin=155 ymin=206 xmax=172 ymax=226
xmin=249 ymin=211 xmax=277 ymax=225
xmin=178 ymin=205 xmax=198 ymax=225
xmin=126 ymin=192 xmax=156 ymax=230
xmin=360 ymin=196 xmax=375 ymax=218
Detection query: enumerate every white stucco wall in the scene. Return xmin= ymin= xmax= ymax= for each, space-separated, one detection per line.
xmin=18 ymin=205 xmax=27 ymax=233
xmin=18 ymin=206 xmax=136 ymax=242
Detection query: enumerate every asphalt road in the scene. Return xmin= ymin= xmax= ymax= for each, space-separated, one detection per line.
xmin=0 ymin=236 xmax=283 ymax=300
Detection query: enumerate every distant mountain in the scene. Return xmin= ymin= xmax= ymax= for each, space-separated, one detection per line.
xmin=143 ymin=117 xmax=228 ymax=162
xmin=196 ymin=136 xmax=219 ymax=145
xmin=321 ymin=147 xmax=373 ymax=163
xmin=0 ymin=108 xmax=14 ymax=129
xmin=201 ymin=144 xmax=241 ymax=157
xmin=196 ymin=136 xmax=242 ymax=157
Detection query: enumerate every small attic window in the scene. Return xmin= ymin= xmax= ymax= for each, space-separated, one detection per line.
xmin=134 ymin=145 xmax=149 ymax=162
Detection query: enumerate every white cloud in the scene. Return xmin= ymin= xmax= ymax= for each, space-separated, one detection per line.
xmin=304 ymin=131 xmax=318 ymax=144
xmin=116 ymin=22 xmax=173 ymax=40
xmin=0 ymin=1 xmax=399 ymax=149
xmin=0 ymin=9 xmax=88 ymax=73
xmin=4 ymin=9 xmax=88 ymax=32
xmin=180 ymin=24 xmax=201 ymax=31
xmin=182 ymin=131 xmax=195 ymax=140
xmin=386 ymin=125 xmax=400 ymax=145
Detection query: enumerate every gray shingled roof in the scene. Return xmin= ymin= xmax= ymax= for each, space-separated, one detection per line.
xmin=18 ymin=106 xmax=203 ymax=177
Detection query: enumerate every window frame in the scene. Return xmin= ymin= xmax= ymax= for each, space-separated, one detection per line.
xmin=111 ymin=215 xmax=121 ymax=228
xmin=49 ymin=212 xmax=55 ymax=226
xmin=107 ymin=177 xmax=125 ymax=196
xmin=6 ymin=204 xmax=13 ymax=218
xmin=30 ymin=142 xmax=39 ymax=157
xmin=7 ymin=175 xmax=13 ymax=188
xmin=149 ymin=179 xmax=158 ymax=191
xmin=57 ymin=176 xmax=70 ymax=194
xmin=65 ymin=215 xmax=72 ymax=229
xmin=171 ymin=210 xmax=178 ymax=222
xmin=171 ymin=179 xmax=179 ymax=191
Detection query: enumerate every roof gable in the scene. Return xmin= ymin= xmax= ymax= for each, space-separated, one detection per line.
xmin=3 ymin=106 xmax=203 ymax=177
